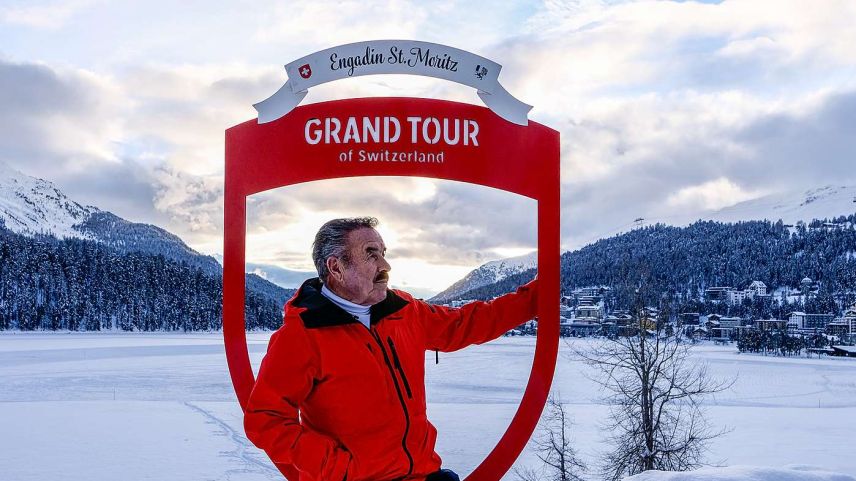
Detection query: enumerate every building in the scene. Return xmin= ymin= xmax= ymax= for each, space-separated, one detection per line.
xmin=679 ymin=312 xmax=701 ymax=326
xmin=827 ymin=319 xmax=851 ymax=338
xmin=844 ymin=302 xmax=856 ymax=319
xmin=568 ymin=320 xmax=601 ymax=337
xmin=577 ymin=295 xmax=600 ymax=307
xmin=832 ymin=305 xmax=856 ymax=340
xmin=448 ymin=299 xmax=477 ymax=308
xmin=831 ymin=345 xmax=856 ymax=357
xmin=705 ymin=287 xmax=733 ymax=302
xmin=727 ymin=289 xmax=746 ymax=306
xmin=755 ymin=319 xmax=788 ymax=331
xmin=719 ymin=316 xmax=742 ymax=329
xmin=708 ymin=316 xmax=741 ymax=339
xmin=788 ymin=312 xmax=834 ymax=331
xmin=706 ymin=283 xmax=767 ymax=306
xmin=575 ymin=304 xmax=603 ymax=320
xmin=747 ymin=280 xmax=768 ymax=297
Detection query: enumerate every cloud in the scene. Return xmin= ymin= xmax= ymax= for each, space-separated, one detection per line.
xmin=152 ymin=165 xmax=223 ymax=233
xmin=244 ymin=177 xmax=537 ymax=268
xmin=0 ymin=0 xmax=95 ymax=29
xmin=3 ymin=0 xmax=856 ymax=290
xmin=666 ymin=177 xmax=762 ymax=211
xmin=253 ymin=0 xmax=427 ymax=46
xmin=0 ymin=59 xmax=122 ymax=170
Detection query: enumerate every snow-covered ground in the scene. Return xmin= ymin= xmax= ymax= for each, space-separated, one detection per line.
xmin=0 ymin=333 xmax=854 ymax=481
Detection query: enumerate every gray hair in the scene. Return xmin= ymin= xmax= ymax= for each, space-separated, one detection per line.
xmin=312 ymin=217 xmax=379 ymax=282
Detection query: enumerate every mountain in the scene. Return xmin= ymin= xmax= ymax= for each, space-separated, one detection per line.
xmin=434 ymin=184 xmax=856 ymax=304
xmin=0 ymin=162 xmax=293 ymax=316
xmin=429 ymin=251 xmax=537 ymax=303
xmin=441 ymin=217 xmax=856 ymax=322
xmin=0 ymin=163 xmax=224 ymax=276
xmin=0 ymin=162 xmax=97 ymax=240
xmin=703 ymin=185 xmax=856 ymax=225
xmin=0 ymin=226 xmax=282 ymax=331
xmin=246 ymin=262 xmax=315 ymax=289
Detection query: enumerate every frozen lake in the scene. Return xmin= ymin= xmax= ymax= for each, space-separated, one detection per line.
xmin=1 ymin=332 xmax=854 ymax=480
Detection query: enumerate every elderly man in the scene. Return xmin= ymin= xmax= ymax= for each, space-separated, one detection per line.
xmin=244 ymin=217 xmax=538 ymax=481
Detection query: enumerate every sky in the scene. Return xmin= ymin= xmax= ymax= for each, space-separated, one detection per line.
xmin=1 ymin=0 xmax=855 ymax=296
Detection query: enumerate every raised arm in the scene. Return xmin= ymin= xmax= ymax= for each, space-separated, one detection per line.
xmin=243 ymin=323 xmax=351 ymax=481
xmin=418 ymin=280 xmax=538 ymax=352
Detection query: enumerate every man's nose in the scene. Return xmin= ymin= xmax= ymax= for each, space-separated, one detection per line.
xmin=379 ymin=256 xmax=391 ymax=272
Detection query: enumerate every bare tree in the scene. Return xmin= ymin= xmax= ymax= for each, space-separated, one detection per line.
xmin=576 ymin=292 xmax=732 ymax=481
xmin=516 ymin=394 xmax=587 ymax=481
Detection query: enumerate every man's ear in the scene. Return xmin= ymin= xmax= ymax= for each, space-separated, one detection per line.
xmin=326 ymin=256 xmax=344 ymax=283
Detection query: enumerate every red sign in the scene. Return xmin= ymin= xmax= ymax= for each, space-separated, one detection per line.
xmin=223 ymin=97 xmax=560 ymax=481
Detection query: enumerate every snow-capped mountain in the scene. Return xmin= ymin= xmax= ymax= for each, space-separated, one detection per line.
xmin=703 ymin=185 xmax=856 ymax=225
xmin=0 ymin=162 xmax=223 ymax=275
xmin=432 ymin=184 xmax=856 ymax=303
xmin=429 ymin=251 xmax=537 ymax=303
xmin=0 ymin=162 xmax=97 ymax=239
xmin=246 ymin=262 xmax=315 ymax=289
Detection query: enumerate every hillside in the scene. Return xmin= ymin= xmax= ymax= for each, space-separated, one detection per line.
xmin=430 ymin=251 xmax=536 ymax=303
xmin=0 ymin=226 xmax=286 ymax=331
xmin=0 ymin=163 xmax=292 ymax=304
xmin=447 ymin=217 xmax=856 ymax=315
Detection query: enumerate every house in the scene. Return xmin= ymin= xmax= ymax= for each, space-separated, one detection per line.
xmin=747 ymin=280 xmax=768 ymax=297
xmin=688 ymin=326 xmax=708 ymax=339
xmin=704 ymin=314 xmax=721 ymax=330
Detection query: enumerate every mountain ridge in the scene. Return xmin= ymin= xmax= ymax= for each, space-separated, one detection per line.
xmin=435 ymin=184 xmax=856 ymax=305
xmin=0 ymin=162 xmax=293 ymax=310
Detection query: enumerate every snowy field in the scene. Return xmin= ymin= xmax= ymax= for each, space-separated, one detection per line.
xmin=1 ymin=333 xmax=854 ymax=481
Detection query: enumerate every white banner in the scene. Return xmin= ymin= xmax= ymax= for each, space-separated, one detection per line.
xmin=254 ymin=40 xmax=532 ymax=125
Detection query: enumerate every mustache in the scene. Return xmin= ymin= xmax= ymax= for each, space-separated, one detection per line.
xmin=374 ymin=272 xmax=389 ymax=283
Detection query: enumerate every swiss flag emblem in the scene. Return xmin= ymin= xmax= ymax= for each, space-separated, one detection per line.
xmin=298 ymin=64 xmax=312 ymax=79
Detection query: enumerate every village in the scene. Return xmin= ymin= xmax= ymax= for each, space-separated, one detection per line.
xmin=448 ymin=280 xmax=856 ymax=358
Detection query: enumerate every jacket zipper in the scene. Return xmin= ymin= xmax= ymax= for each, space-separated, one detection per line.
xmin=387 ymin=337 xmax=413 ymax=399
xmin=370 ymin=329 xmax=414 ymax=476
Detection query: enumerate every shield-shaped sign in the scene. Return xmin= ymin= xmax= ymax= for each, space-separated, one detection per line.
xmin=223 ymin=97 xmax=560 ymax=481
xmin=225 ymin=39 xmax=559 ymax=481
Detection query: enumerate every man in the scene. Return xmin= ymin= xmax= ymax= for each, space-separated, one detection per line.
xmin=244 ymin=217 xmax=538 ymax=481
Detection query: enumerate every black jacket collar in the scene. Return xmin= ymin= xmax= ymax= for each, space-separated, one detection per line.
xmin=292 ymin=278 xmax=409 ymax=329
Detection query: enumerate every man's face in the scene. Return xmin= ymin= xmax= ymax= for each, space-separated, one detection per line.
xmin=334 ymin=227 xmax=391 ymax=306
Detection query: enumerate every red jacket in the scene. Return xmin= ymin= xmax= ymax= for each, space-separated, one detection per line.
xmin=244 ymin=278 xmax=538 ymax=481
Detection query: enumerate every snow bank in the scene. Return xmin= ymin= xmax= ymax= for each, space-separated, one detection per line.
xmin=625 ymin=465 xmax=855 ymax=481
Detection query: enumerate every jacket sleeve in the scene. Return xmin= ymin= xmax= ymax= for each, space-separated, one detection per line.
xmin=419 ymin=280 xmax=538 ymax=352
xmin=243 ymin=321 xmax=351 ymax=481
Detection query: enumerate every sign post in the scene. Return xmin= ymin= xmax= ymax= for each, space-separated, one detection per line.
xmin=224 ymin=41 xmax=560 ymax=481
